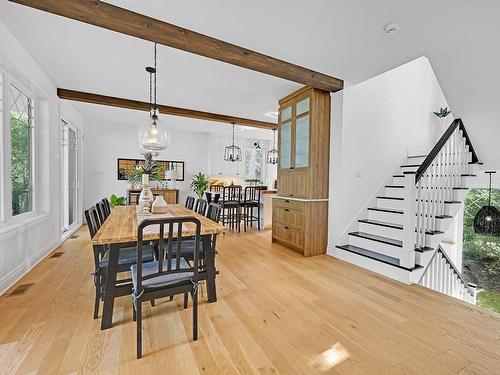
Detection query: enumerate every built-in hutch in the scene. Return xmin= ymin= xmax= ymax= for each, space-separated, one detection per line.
xmin=272 ymin=86 xmax=330 ymax=256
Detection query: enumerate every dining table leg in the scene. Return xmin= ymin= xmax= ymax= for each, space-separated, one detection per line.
xmin=203 ymin=235 xmax=217 ymax=303
xmin=101 ymin=243 xmax=120 ymax=330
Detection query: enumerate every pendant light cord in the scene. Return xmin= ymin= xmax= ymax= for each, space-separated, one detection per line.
xmin=488 ymin=172 xmax=492 ymax=206
xmin=154 ymin=43 xmax=157 ymax=111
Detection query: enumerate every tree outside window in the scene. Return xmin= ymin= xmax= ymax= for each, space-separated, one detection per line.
xmin=244 ymin=148 xmax=264 ymax=184
xmin=10 ymin=84 xmax=33 ymax=216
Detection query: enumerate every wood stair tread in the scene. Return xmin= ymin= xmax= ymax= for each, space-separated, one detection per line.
xmin=358 ymin=219 xmax=403 ymax=230
xmin=377 ymin=196 xmax=404 ymax=201
xmin=336 ymin=245 xmax=422 ymax=271
xmin=349 ymin=231 xmax=402 ymax=247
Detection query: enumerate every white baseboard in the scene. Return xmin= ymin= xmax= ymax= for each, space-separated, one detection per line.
xmin=0 ymin=238 xmax=61 ymax=295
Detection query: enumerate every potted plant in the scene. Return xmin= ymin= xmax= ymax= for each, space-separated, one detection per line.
xmin=433 ymin=107 xmax=451 ymax=129
xmin=191 ymin=172 xmax=209 ymax=200
xmin=109 ymin=194 xmax=126 ymax=208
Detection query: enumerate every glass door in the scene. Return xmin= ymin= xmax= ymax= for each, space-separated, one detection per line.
xmin=278 ymin=105 xmax=292 ymax=169
xmin=294 ymin=97 xmax=310 ymax=168
xmin=61 ymin=120 xmax=78 ymax=234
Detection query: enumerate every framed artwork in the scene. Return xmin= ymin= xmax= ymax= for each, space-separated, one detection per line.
xmin=117 ymin=158 xmax=185 ymax=181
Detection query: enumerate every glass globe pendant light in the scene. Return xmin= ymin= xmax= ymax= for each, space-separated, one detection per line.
xmin=138 ymin=43 xmax=171 ymax=152
xmin=224 ymin=122 xmax=242 ymax=162
xmin=267 ymin=129 xmax=278 ymax=164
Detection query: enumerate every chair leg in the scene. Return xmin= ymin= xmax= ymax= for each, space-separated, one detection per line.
xmin=93 ymin=289 xmax=100 ymax=319
xmin=132 ymin=304 xmax=137 ymax=322
xmin=258 ymin=204 xmax=261 ymax=230
xmin=169 ymin=296 xmax=174 ymax=301
xmin=192 ymin=288 xmax=198 ymax=341
xmin=136 ymin=301 xmax=142 ymax=359
xmin=150 ymin=300 xmax=155 ymax=307
xmin=184 ymin=292 xmax=188 ymax=309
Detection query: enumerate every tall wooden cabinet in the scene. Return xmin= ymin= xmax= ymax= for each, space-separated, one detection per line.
xmin=272 ymin=87 xmax=330 ymax=256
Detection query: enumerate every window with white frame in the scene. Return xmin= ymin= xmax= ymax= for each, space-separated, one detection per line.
xmin=9 ymin=83 xmax=34 ymax=216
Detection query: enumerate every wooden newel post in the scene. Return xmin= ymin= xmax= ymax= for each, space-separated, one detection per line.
xmin=401 ymin=174 xmax=417 ymax=269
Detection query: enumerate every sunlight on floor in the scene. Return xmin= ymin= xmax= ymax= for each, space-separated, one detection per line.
xmin=309 ymin=343 xmax=350 ymax=372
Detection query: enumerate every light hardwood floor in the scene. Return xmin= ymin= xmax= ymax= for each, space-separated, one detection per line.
xmin=1 ymin=226 xmax=499 ymax=374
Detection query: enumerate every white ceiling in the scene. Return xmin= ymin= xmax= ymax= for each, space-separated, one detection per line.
xmin=1 ymin=0 xmax=500 ymax=165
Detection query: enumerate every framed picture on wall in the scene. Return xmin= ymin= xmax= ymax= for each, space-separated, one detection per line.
xmin=117 ymin=158 xmax=185 ymax=181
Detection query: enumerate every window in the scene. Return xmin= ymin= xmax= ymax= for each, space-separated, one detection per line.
xmin=9 ymin=84 xmax=34 ymax=216
xmin=245 ymin=147 xmax=264 ymax=183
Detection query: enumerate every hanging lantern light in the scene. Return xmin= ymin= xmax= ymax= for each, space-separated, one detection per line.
xmin=267 ymin=129 xmax=278 ymax=164
xmin=474 ymin=171 xmax=500 ymax=236
xmin=224 ymin=122 xmax=242 ymax=162
xmin=138 ymin=43 xmax=171 ymax=152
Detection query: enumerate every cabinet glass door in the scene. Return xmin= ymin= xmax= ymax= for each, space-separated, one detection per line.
xmin=295 ymin=115 xmax=309 ymax=168
xmin=279 ymin=121 xmax=292 ymax=169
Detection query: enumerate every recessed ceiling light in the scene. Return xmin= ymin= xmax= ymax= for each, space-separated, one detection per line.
xmin=384 ymin=22 xmax=400 ymax=35
xmin=264 ymin=111 xmax=279 ymax=120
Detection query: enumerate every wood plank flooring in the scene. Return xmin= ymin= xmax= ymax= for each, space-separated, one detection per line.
xmin=1 ymin=226 xmax=499 ymax=374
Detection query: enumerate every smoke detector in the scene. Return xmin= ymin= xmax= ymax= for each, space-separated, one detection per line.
xmin=384 ymin=22 xmax=400 ymax=35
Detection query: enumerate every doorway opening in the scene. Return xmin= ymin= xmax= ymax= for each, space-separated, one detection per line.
xmin=61 ymin=119 xmax=79 ymax=235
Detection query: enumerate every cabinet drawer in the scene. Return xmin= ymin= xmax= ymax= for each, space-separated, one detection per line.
xmin=272 ymin=222 xmax=304 ymax=250
xmin=273 ymin=206 xmax=303 ymax=227
xmin=273 ymin=198 xmax=304 ymax=212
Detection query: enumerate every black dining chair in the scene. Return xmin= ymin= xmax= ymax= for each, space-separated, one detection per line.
xmin=205 ymin=203 xmax=222 ymax=223
xmin=220 ymin=185 xmax=242 ymax=232
xmin=131 ymin=216 xmax=202 ymax=359
xmin=84 ymin=206 xmax=155 ymax=319
xmin=96 ymin=201 xmax=109 ymax=224
xmin=102 ymin=197 xmax=111 ymax=216
xmin=242 ymin=186 xmax=265 ymax=231
xmin=195 ymin=199 xmax=208 ymax=216
xmin=185 ymin=196 xmax=196 ymax=210
xmin=210 ymin=184 xmax=224 ymax=193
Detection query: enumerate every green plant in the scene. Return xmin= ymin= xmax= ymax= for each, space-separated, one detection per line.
xmin=109 ymin=194 xmax=126 ymax=208
xmin=191 ymin=172 xmax=209 ymax=199
xmin=128 ymin=163 xmax=165 ymax=186
xmin=433 ymin=107 xmax=451 ymax=118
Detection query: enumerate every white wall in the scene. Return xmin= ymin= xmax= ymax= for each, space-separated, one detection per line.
xmin=83 ymin=121 xmax=211 ymax=208
xmin=328 ymin=57 xmax=451 ymax=251
xmin=0 ymin=21 xmax=83 ymax=294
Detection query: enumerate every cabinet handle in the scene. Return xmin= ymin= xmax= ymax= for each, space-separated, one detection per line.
xmin=290 ymin=166 xmax=295 ymax=169
xmin=284 ymin=200 xmax=290 ymax=203
xmin=284 ymin=208 xmax=290 ymax=212
xmin=284 ymin=226 xmax=289 ymax=230
xmin=289 ymin=194 xmax=294 ymax=197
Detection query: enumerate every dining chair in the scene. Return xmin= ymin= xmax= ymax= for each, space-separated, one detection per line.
xmin=96 ymin=201 xmax=109 ymax=224
xmin=205 ymin=203 xmax=222 ymax=223
xmin=185 ymin=195 xmax=195 ymax=210
xmin=220 ymin=185 xmax=242 ymax=232
xmin=242 ymin=186 xmax=265 ymax=231
xmin=195 ymin=199 xmax=208 ymax=216
xmin=210 ymin=184 xmax=224 ymax=193
xmin=102 ymin=197 xmax=111 ymax=216
xmin=85 ymin=206 xmax=155 ymax=319
xmin=131 ymin=216 xmax=202 ymax=359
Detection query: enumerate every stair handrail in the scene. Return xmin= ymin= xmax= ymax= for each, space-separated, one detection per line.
xmin=419 ymin=245 xmax=476 ymax=297
xmin=415 ymin=119 xmax=479 ymax=183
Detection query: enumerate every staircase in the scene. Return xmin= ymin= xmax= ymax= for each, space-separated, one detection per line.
xmin=335 ymin=119 xmax=480 ymax=303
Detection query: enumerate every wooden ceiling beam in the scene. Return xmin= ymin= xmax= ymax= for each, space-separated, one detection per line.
xmin=10 ymin=0 xmax=343 ymax=92
xmin=57 ymin=88 xmax=277 ymax=129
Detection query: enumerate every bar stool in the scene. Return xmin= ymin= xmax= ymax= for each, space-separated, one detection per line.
xmin=242 ymin=186 xmax=265 ymax=231
xmin=220 ymin=185 xmax=242 ymax=232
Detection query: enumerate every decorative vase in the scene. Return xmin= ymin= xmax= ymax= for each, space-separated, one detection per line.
xmin=139 ymin=174 xmax=154 ymax=214
xmin=152 ymin=195 xmax=168 ymax=214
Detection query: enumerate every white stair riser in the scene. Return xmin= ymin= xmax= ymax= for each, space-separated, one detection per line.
xmin=461 ymin=176 xmax=475 ymax=186
xmin=348 ymin=235 xmax=402 ymax=259
xmin=393 ymin=176 xmax=405 ymax=185
xmin=333 ymin=248 xmax=412 ymax=284
xmin=406 ymin=156 xmax=427 ymax=164
xmin=368 ymin=210 xmax=404 ymax=224
xmin=377 ymin=198 xmax=404 ymax=210
xmin=358 ymin=222 xmax=404 ymax=241
xmin=415 ymin=249 xmax=435 ymax=266
xmin=385 ymin=187 xmax=405 ymax=198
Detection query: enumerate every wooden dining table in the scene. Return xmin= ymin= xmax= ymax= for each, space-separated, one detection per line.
xmin=91 ymin=204 xmax=226 ymax=330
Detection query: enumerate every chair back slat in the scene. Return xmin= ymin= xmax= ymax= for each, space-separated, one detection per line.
xmin=101 ymin=198 xmax=111 ymax=216
xmin=136 ymin=217 xmax=201 ymax=295
xmin=210 ymin=184 xmax=223 ymax=192
xmin=96 ymin=201 xmax=108 ymax=224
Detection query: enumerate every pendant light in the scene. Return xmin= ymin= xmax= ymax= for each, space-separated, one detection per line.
xmin=474 ymin=171 xmax=500 ymax=236
xmin=267 ymin=129 xmax=278 ymax=164
xmin=224 ymin=122 xmax=242 ymax=162
xmin=138 ymin=43 xmax=171 ymax=152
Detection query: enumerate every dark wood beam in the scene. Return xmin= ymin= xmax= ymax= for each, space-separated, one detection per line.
xmin=57 ymin=88 xmax=276 ymax=129
xmin=10 ymin=0 xmax=343 ymax=92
